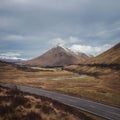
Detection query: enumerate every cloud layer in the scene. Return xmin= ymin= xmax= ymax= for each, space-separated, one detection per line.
xmin=70 ymin=44 xmax=113 ymax=56
xmin=0 ymin=52 xmax=25 ymax=60
xmin=48 ymin=37 xmax=113 ymax=56
xmin=0 ymin=0 xmax=120 ymax=58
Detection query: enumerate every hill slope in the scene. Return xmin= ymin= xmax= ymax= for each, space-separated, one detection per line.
xmin=64 ymin=43 xmax=120 ymax=91
xmin=22 ymin=46 xmax=90 ymax=67
xmin=85 ymin=42 xmax=120 ymax=64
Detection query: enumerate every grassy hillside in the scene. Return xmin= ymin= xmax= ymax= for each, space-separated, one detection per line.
xmin=64 ymin=43 xmax=120 ymax=91
xmin=85 ymin=43 xmax=120 ymax=64
xmin=63 ymin=43 xmax=120 ymax=107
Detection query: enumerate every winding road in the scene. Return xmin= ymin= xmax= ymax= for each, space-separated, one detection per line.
xmin=0 ymin=83 xmax=120 ymax=120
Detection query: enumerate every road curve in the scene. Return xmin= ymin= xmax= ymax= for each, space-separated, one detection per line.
xmin=0 ymin=83 xmax=120 ymax=120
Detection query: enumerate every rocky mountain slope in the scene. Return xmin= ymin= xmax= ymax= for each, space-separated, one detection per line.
xmin=22 ymin=46 xmax=90 ymax=67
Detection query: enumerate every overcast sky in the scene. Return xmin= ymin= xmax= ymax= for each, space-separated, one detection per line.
xmin=0 ymin=0 xmax=120 ymax=60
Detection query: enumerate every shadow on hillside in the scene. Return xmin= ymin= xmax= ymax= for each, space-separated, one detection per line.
xmin=78 ymin=64 xmax=120 ymax=70
xmin=64 ymin=63 xmax=120 ymax=78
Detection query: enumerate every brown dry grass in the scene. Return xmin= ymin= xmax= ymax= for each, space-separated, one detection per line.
xmin=0 ymin=62 xmax=120 ymax=108
xmin=1 ymin=86 xmax=88 ymax=120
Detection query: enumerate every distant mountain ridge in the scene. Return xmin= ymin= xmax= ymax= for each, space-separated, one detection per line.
xmin=0 ymin=58 xmax=24 ymax=64
xmin=21 ymin=46 xmax=90 ymax=67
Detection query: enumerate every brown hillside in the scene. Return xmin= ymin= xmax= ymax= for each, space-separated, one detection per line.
xmin=64 ymin=43 xmax=120 ymax=91
xmin=22 ymin=46 xmax=90 ymax=67
xmin=85 ymin=42 xmax=120 ymax=64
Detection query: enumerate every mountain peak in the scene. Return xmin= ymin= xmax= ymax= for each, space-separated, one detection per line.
xmin=22 ymin=46 xmax=90 ymax=67
xmin=53 ymin=45 xmax=67 ymax=50
xmin=51 ymin=45 xmax=71 ymax=53
xmin=53 ymin=45 xmax=64 ymax=50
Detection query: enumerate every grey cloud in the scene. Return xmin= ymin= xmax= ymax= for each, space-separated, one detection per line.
xmin=0 ymin=0 xmax=120 ymax=58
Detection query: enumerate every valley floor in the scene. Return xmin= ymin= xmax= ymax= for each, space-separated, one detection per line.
xmin=0 ymin=65 xmax=120 ymax=108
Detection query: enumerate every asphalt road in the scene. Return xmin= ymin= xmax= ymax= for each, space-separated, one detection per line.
xmin=0 ymin=83 xmax=120 ymax=120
